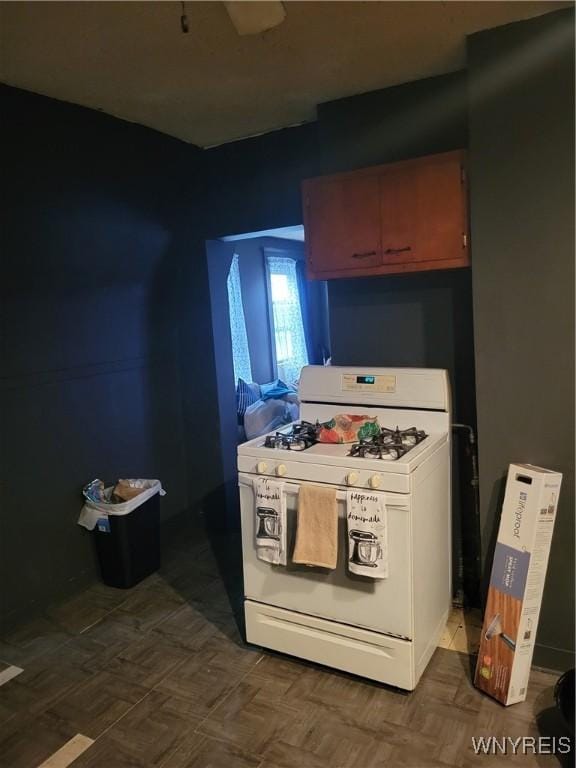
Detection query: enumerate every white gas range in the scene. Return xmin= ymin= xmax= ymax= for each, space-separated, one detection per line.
xmin=238 ymin=366 xmax=451 ymax=690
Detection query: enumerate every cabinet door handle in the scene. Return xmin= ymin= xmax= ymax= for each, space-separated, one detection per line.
xmin=384 ymin=246 xmax=412 ymax=255
xmin=351 ymin=250 xmax=377 ymax=259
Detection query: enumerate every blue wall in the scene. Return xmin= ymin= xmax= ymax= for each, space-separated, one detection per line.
xmin=468 ymin=8 xmax=575 ymax=669
xmin=1 ymin=85 xmax=194 ymax=626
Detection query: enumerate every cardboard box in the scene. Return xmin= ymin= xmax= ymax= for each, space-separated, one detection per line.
xmin=474 ymin=463 xmax=562 ymax=706
xmin=112 ymin=480 xmax=146 ymax=503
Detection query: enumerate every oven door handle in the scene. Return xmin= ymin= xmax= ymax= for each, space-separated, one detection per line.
xmin=239 ymin=476 xmax=348 ymax=502
xmin=239 ymin=475 xmax=410 ymax=509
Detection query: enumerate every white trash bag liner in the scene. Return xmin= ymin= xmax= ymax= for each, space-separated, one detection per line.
xmin=78 ymin=479 xmax=166 ymax=531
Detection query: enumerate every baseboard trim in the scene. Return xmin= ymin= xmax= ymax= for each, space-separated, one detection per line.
xmin=533 ymin=642 xmax=575 ymax=672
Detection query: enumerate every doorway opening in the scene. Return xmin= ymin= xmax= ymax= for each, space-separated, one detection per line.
xmin=206 ymin=225 xmax=330 ymax=526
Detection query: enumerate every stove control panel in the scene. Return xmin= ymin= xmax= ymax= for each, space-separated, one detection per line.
xmin=341 ymin=374 xmax=396 ymax=393
xmin=239 ymin=459 xmax=413 ymax=494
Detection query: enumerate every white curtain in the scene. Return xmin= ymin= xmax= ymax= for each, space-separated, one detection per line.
xmin=227 ymin=254 xmax=252 ymax=384
xmin=267 ymin=255 xmax=308 ymax=385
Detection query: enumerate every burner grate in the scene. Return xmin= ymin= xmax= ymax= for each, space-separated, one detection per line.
xmin=349 ymin=427 xmax=427 ymax=461
xmin=263 ymin=422 xmax=428 ymax=459
xmin=264 ymin=421 xmax=319 ymax=451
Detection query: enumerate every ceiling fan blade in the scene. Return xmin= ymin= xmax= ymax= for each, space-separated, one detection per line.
xmin=224 ymin=1 xmax=286 ymax=36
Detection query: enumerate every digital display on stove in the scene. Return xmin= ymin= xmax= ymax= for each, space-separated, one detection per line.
xmin=342 ymin=373 xmax=396 ymax=393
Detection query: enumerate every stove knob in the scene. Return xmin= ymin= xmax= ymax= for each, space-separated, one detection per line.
xmin=256 ymin=461 xmax=268 ymax=474
xmin=346 ymin=472 xmax=359 ymax=486
xmin=368 ymin=474 xmax=382 ymax=489
xmin=276 ymin=464 xmax=287 ymax=477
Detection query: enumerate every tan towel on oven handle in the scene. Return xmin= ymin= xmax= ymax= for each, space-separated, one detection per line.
xmin=292 ymin=484 xmax=338 ymax=570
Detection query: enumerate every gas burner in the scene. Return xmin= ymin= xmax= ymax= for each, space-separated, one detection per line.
xmin=349 ymin=442 xmax=403 ymax=461
xmin=264 ymin=421 xmax=319 ymax=451
xmin=349 ymin=426 xmax=427 ymax=461
xmin=380 ymin=427 xmax=427 ymax=448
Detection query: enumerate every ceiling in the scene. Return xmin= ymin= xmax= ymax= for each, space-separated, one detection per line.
xmin=0 ymin=1 xmax=570 ymax=147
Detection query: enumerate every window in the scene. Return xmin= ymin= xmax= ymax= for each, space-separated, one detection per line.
xmin=227 ymin=254 xmax=252 ymax=383
xmin=267 ymin=255 xmax=308 ymax=385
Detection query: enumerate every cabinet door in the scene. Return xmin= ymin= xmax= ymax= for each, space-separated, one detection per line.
xmin=304 ymin=174 xmax=382 ymax=277
xmin=379 ymin=153 xmax=467 ymax=268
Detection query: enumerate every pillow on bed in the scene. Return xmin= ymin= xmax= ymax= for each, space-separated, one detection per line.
xmin=260 ymin=378 xmax=295 ymax=400
xmin=236 ymin=379 xmax=260 ymax=419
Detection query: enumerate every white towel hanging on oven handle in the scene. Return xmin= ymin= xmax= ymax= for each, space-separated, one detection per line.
xmin=253 ymin=477 xmax=287 ymax=566
xmin=346 ymin=490 xmax=388 ymax=579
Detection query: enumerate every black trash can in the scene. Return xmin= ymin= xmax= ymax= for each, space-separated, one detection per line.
xmin=93 ymin=490 xmax=161 ymax=589
xmin=555 ymin=668 xmax=575 ymax=736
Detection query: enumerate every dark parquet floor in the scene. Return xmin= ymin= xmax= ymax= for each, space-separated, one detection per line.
xmin=0 ymin=513 xmax=570 ymax=768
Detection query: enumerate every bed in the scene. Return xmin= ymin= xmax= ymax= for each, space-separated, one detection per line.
xmin=236 ymin=378 xmax=299 ymax=443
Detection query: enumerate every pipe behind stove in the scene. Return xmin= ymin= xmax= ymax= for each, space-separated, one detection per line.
xmin=451 ymin=423 xmax=481 ymax=609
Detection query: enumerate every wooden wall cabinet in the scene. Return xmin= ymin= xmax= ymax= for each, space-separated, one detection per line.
xmin=303 ymin=150 xmax=469 ymax=280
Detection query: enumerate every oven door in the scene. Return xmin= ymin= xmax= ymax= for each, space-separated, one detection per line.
xmin=239 ymin=473 xmax=413 ymax=639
